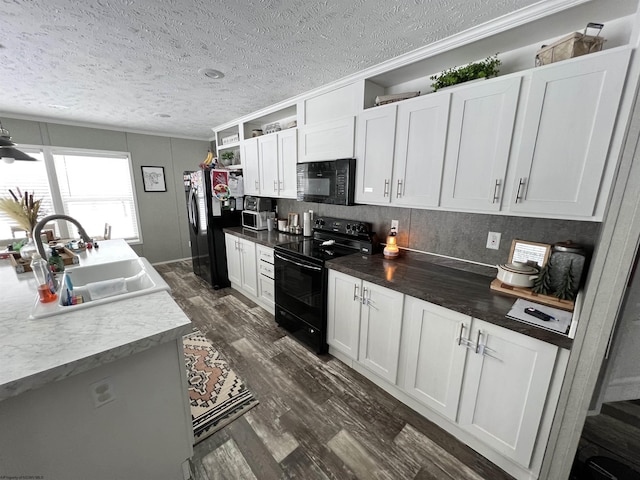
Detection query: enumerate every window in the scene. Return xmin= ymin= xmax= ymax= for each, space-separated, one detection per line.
xmin=0 ymin=146 xmax=141 ymax=243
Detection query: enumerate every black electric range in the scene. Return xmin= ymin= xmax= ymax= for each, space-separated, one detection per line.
xmin=274 ymin=217 xmax=378 ymax=353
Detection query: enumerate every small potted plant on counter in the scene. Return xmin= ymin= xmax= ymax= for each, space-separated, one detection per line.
xmin=430 ymin=54 xmax=501 ymax=91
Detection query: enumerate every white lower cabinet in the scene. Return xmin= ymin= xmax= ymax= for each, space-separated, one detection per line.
xmin=327 ymin=270 xmax=404 ymax=383
xmin=402 ymin=297 xmax=470 ymax=421
xmin=328 ymin=269 xmax=565 ymax=474
xmin=457 ymin=318 xmax=558 ymax=468
xmin=224 ymin=234 xmax=257 ymax=297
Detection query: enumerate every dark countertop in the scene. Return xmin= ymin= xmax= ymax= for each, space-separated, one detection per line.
xmin=223 ymin=228 xmax=573 ymax=350
xmin=326 ymin=251 xmax=573 ymax=350
xmin=224 ymin=226 xmax=304 ymax=248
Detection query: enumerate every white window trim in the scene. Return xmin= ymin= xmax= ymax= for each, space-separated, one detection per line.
xmin=9 ymin=144 xmax=143 ymax=245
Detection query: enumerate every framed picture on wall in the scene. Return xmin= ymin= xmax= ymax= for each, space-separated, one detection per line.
xmin=141 ymin=166 xmax=167 ymax=192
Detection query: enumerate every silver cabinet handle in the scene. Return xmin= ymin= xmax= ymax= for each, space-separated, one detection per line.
xmin=492 ymin=179 xmax=501 ymax=204
xmin=362 ymin=286 xmax=368 ymax=305
xmin=273 ymin=180 xmax=278 ymax=192
xmin=475 ymin=330 xmax=482 ymax=354
xmin=396 ymin=179 xmax=403 ymax=198
xmin=279 ymin=180 xmax=283 ymax=190
xmin=515 ymin=178 xmax=526 ymax=203
xmin=255 ymin=180 xmax=259 ymax=190
xmin=457 ymin=323 xmax=465 ymax=346
xmin=383 ymin=179 xmax=390 ymax=197
xmin=353 ymin=284 xmax=360 ymax=302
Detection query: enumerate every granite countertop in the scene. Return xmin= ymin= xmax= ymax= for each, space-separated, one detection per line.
xmin=326 ymin=251 xmax=573 ymax=350
xmin=0 ymin=239 xmax=192 ymax=402
xmin=224 ymin=226 xmax=304 ymax=248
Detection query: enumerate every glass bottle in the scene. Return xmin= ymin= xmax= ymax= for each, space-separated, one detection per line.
xmin=30 ymin=253 xmax=57 ymax=303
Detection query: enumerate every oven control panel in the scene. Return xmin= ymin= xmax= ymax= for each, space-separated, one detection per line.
xmin=314 ymin=216 xmax=371 ymax=238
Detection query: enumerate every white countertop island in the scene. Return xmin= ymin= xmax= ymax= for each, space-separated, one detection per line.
xmin=0 ymin=240 xmax=194 ymax=480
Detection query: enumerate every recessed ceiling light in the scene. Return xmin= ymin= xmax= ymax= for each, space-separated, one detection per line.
xmin=154 ymin=113 xmax=171 ymax=118
xmin=199 ymin=68 xmax=225 ymax=79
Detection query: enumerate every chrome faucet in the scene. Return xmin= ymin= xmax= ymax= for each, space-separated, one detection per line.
xmin=32 ymin=214 xmax=92 ymax=259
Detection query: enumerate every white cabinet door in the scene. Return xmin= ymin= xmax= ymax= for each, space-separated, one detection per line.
xmin=327 ymin=270 xmax=362 ymax=360
xmin=358 ymin=281 xmax=404 ymax=383
xmin=510 ymin=49 xmax=630 ymax=217
xmin=299 ymin=116 xmax=355 ymax=163
xmin=402 ymin=297 xmax=470 ymax=420
xmin=258 ymin=134 xmax=279 ymax=196
xmin=458 ymin=318 xmax=558 ymax=468
xmin=441 ymin=77 xmax=521 ymax=211
xmin=224 ymin=233 xmax=242 ymax=286
xmin=355 ymin=105 xmax=397 ymax=204
xmin=393 ymin=93 xmax=450 ymax=208
xmin=277 ymin=128 xmax=298 ymax=198
xmin=238 ymin=238 xmax=257 ymax=297
xmin=241 ymin=137 xmax=261 ymax=196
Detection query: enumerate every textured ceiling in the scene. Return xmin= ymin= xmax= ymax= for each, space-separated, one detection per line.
xmin=0 ymin=0 xmax=542 ymax=139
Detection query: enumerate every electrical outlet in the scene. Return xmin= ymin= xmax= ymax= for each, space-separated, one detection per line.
xmin=486 ymin=232 xmax=501 ymax=250
xmin=90 ymin=377 xmax=116 ymax=408
xmin=391 ymin=219 xmax=399 ymax=232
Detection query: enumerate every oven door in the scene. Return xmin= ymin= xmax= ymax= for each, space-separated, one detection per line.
xmin=274 ymin=250 xmax=326 ymax=329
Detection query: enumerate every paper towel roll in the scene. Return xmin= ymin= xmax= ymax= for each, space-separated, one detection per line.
xmin=303 ymin=212 xmax=312 ymax=237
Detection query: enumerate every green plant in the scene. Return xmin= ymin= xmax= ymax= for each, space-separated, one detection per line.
xmin=220 ymin=151 xmax=234 ymax=161
xmin=430 ymin=54 xmax=501 ymax=91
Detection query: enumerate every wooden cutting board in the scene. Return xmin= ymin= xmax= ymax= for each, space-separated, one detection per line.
xmin=490 ymin=278 xmax=575 ymax=312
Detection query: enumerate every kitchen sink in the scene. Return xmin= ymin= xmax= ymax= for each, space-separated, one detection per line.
xmin=29 ymin=257 xmax=171 ymax=319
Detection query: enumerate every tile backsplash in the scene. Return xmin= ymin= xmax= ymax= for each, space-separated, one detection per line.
xmin=275 ymin=199 xmax=601 ymax=266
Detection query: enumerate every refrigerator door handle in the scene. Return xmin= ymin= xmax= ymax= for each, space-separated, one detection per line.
xmin=188 ymin=188 xmax=199 ymax=234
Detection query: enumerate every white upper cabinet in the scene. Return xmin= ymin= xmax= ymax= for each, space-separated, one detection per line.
xmin=258 ymin=134 xmax=279 ymax=196
xmin=393 ymin=93 xmax=450 ymax=207
xmin=299 ymin=83 xmax=360 ymax=163
xmin=277 ymin=128 xmax=298 ymax=198
xmin=509 ymin=49 xmax=631 ymax=217
xmin=299 ymin=116 xmax=356 ymax=163
xmin=440 ymin=77 xmax=521 ymax=211
xmin=355 ymin=105 xmax=397 ymax=204
xmin=241 ymin=137 xmax=260 ymax=196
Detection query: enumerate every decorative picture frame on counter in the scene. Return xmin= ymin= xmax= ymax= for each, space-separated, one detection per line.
xmin=509 ymin=239 xmax=551 ymax=267
xmin=142 ymin=166 xmax=167 ymax=192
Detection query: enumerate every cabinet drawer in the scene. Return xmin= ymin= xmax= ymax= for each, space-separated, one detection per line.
xmin=257 ymin=245 xmax=274 ymax=264
xmin=259 ymin=276 xmax=274 ymax=301
xmin=259 ymin=261 xmax=274 ymax=279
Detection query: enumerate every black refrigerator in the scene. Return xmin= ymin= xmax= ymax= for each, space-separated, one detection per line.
xmin=183 ymin=168 xmax=242 ymax=289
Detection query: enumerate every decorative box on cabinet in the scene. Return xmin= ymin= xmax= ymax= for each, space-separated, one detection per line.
xmin=440 ymin=77 xmax=521 ymax=211
xmin=509 ymin=48 xmax=630 ymax=217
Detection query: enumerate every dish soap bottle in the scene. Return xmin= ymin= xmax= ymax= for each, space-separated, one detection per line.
xmin=31 ymin=253 xmax=57 ymax=303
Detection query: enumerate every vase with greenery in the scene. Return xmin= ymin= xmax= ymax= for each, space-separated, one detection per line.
xmin=220 ymin=151 xmax=235 ymax=166
xmin=0 ymin=188 xmax=43 ymax=259
xmin=430 ymin=54 xmax=501 ymax=92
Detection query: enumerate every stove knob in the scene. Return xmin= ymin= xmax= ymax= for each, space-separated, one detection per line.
xmin=316 ymin=219 xmax=324 ymax=227
xmin=357 ymin=223 xmax=368 ymax=233
xmin=346 ymin=224 xmax=351 ymax=233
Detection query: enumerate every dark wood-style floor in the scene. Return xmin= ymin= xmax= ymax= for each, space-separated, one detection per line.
xmin=156 ymin=261 xmax=514 ymax=480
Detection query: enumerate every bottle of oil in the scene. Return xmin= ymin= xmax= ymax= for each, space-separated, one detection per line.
xmin=30 ymin=253 xmax=57 ymax=303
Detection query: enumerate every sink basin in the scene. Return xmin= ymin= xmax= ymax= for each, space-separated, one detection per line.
xmin=30 ymin=257 xmax=171 ymax=319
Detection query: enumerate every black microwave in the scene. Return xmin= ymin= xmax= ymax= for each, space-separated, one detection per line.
xmin=296 ymin=158 xmax=356 ymax=205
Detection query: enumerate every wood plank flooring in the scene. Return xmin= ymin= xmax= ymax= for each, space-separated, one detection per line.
xmin=156 ymin=261 xmax=514 ymax=480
